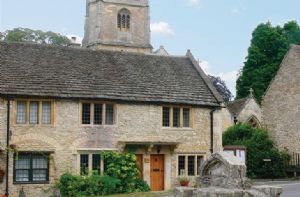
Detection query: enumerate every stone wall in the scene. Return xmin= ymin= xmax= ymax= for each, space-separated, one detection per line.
xmin=0 ymin=99 xmax=223 ymax=196
xmin=221 ymin=108 xmax=233 ymax=132
xmin=262 ymin=46 xmax=300 ymax=153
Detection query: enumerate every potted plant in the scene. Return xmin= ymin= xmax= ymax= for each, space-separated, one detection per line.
xmin=177 ymin=176 xmax=190 ymax=187
xmin=0 ymin=169 xmax=5 ymax=183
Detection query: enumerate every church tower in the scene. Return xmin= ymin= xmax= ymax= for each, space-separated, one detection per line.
xmin=83 ymin=0 xmax=152 ymax=53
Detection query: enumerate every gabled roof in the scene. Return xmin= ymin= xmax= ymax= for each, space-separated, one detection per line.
xmin=0 ymin=42 xmax=222 ymax=106
xmin=226 ymin=98 xmax=249 ymax=116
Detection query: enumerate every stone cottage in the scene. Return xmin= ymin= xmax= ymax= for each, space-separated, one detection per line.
xmin=0 ymin=0 xmax=225 ymax=196
xmin=262 ymin=45 xmax=300 ymax=154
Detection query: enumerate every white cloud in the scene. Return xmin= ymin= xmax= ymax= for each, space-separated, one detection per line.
xmin=150 ymin=22 xmax=175 ymax=36
xmin=199 ymin=61 xmax=211 ymax=74
xmin=187 ymin=0 xmax=201 ymax=6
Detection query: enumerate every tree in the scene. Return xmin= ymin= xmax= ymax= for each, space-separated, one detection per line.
xmin=236 ymin=21 xmax=300 ymax=103
xmin=1 ymin=28 xmax=70 ymax=46
xmin=223 ymin=124 xmax=290 ymax=178
xmin=209 ymin=75 xmax=233 ymax=102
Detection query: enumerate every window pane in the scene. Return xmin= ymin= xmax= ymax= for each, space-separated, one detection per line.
xmin=42 ymin=102 xmax=51 ymax=124
xmin=80 ymin=154 xmax=89 ymax=175
xmin=178 ymin=156 xmax=186 ymax=176
xmin=32 ymin=156 xmax=48 ymax=169
xmin=197 ymin=156 xmax=204 ymax=175
xmin=92 ymin=154 xmax=101 ymax=175
xmin=173 ymin=107 xmax=180 ymax=127
xmin=33 ymin=169 xmax=47 ymax=181
xmin=188 ymin=156 xmax=195 ymax=176
xmin=162 ymin=107 xmax=170 ymax=127
xmin=105 ymin=104 xmax=114 ymax=125
xmin=29 ymin=101 xmax=39 ymax=124
xmin=94 ymin=104 xmax=102 ymax=125
xmin=183 ymin=108 xmax=190 ymax=127
xmin=17 ymin=101 xmax=26 ymax=124
xmin=15 ymin=170 xmax=29 ymax=182
xmin=82 ymin=103 xmax=91 ymax=124
xmin=15 ymin=156 xmax=30 ymax=169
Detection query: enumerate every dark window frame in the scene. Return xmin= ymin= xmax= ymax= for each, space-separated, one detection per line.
xmin=13 ymin=153 xmax=50 ymax=184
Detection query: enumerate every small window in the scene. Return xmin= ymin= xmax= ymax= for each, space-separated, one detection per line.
xmin=117 ymin=9 xmax=131 ymax=31
xmin=105 ymin=104 xmax=114 ymax=125
xmin=16 ymin=100 xmax=54 ymax=125
xmin=94 ymin=104 xmax=102 ymax=125
xmin=162 ymin=107 xmax=170 ymax=127
xmin=81 ymin=103 xmax=115 ymax=126
xmin=162 ymin=106 xmax=192 ymax=128
xmin=29 ymin=101 xmax=39 ymax=124
xmin=42 ymin=102 xmax=52 ymax=124
xmin=80 ymin=154 xmax=89 ymax=175
xmin=14 ymin=153 xmax=49 ymax=183
xmin=82 ymin=103 xmax=91 ymax=125
xmin=178 ymin=155 xmax=204 ymax=176
xmin=178 ymin=156 xmax=185 ymax=176
xmin=92 ymin=154 xmax=101 ymax=175
xmin=183 ymin=108 xmax=190 ymax=127
xmin=173 ymin=107 xmax=180 ymax=128
xmin=16 ymin=101 xmax=26 ymax=124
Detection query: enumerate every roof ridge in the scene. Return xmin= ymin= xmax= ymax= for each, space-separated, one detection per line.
xmin=0 ymin=41 xmax=188 ymax=59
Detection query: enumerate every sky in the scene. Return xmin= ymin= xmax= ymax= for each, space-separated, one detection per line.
xmin=1 ymin=0 xmax=299 ymax=95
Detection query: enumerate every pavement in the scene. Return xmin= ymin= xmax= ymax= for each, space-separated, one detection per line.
xmin=254 ymin=180 xmax=300 ymax=197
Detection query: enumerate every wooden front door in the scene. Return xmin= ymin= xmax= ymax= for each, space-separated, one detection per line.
xmin=136 ymin=154 xmax=143 ymax=180
xmin=150 ymin=154 xmax=164 ymax=191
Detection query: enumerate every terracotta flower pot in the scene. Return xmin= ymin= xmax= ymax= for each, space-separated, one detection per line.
xmin=180 ymin=181 xmax=189 ymax=187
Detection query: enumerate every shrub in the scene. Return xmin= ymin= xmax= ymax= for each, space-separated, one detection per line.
xmin=223 ymin=124 xmax=290 ymax=179
xmin=56 ymin=151 xmax=150 ymax=196
xmin=102 ymin=151 xmax=150 ymax=193
xmin=56 ymin=173 xmax=120 ymax=197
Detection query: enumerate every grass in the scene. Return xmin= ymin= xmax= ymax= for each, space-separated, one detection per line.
xmin=103 ymin=191 xmax=173 ymax=197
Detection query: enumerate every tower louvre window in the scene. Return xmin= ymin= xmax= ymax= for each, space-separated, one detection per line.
xmin=117 ymin=9 xmax=131 ymax=31
xmin=117 ymin=14 xmax=122 ymax=28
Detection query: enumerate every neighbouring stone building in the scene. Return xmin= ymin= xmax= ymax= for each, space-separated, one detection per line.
xmin=0 ymin=0 xmax=226 ymax=196
xmin=226 ymin=91 xmax=262 ymax=129
xmin=262 ymin=45 xmax=300 ymax=154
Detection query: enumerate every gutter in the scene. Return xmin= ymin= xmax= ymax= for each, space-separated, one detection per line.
xmin=5 ymin=99 xmax=11 ymax=197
